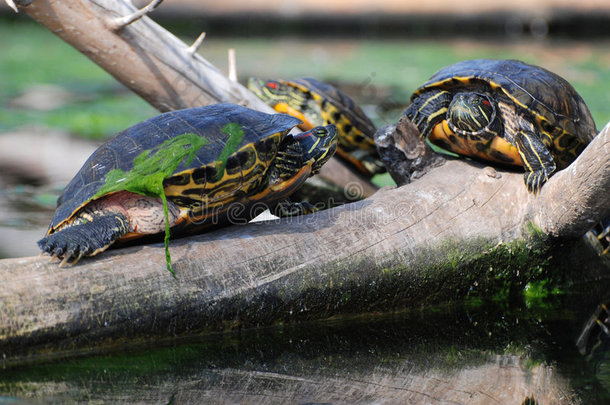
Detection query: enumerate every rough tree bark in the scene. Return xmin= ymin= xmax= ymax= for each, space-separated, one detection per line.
xmin=1 ymin=0 xmax=609 ymax=366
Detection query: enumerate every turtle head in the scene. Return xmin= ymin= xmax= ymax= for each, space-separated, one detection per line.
xmin=291 ymin=124 xmax=338 ymax=175
xmin=447 ymin=92 xmax=495 ymax=134
xmin=247 ymin=78 xmax=292 ymax=103
xmin=272 ymin=125 xmax=337 ymax=183
xmin=248 ymin=78 xmax=320 ymax=129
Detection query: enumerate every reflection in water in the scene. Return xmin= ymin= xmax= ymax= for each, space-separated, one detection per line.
xmin=577 ymin=298 xmax=610 ymax=397
xmin=2 ymin=288 xmax=610 ymax=404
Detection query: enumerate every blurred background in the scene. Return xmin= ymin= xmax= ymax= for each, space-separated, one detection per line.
xmin=0 ymin=0 xmax=609 ymax=258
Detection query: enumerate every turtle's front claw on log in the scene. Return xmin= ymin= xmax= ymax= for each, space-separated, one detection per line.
xmin=524 ymin=170 xmax=549 ymax=195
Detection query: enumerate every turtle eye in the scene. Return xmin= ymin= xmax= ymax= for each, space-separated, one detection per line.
xmin=314 ymin=127 xmax=328 ymax=137
xmin=473 ymin=95 xmax=491 ymax=107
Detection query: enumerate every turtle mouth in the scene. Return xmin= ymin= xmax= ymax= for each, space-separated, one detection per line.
xmin=293 ymin=130 xmax=314 ymax=140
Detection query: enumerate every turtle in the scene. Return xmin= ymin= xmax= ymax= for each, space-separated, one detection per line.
xmin=248 ymin=77 xmax=385 ymax=176
xmin=38 ymin=103 xmax=338 ymax=265
xmin=404 ymin=58 xmax=598 ymax=193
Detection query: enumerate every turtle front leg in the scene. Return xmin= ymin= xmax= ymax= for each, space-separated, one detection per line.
xmin=405 ymin=89 xmax=453 ymax=138
xmin=500 ymin=105 xmax=556 ymax=194
xmin=515 ymin=129 xmax=556 ymax=194
xmin=274 ymin=141 xmax=304 ymax=179
xmin=38 ymin=213 xmax=131 ymax=266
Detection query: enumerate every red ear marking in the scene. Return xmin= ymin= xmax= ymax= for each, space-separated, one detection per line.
xmin=266 ymin=82 xmax=279 ymax=90
xmin=482 ymin=99 xmax=491 ymax=107
xmin=293 ymin=130 xmax=312 ymax=139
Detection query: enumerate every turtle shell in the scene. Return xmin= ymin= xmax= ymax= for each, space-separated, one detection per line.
xmin=274 ymin=77 xmax=384 ymax=175
xmin=288 ymin=77 xmax=377 ymax=150
xmin=48 ymin=103 xmax=301 ymax=234
xmin=412 ymin=59 xmax=598 ymax=166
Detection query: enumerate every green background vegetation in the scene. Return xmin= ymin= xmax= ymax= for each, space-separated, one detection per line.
xmin=2 ymin=20 xmax=609 ymax=141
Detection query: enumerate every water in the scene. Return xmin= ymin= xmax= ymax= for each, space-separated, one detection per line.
xmin=1 ymin=283 xmax=609 ymax=404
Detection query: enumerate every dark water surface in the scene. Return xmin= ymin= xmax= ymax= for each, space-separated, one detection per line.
xmin=1 ymin=277 xmax=609 ymax=404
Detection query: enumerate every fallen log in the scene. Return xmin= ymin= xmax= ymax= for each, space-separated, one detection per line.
xmin=0 ymin=121 xmax=608 ymax=367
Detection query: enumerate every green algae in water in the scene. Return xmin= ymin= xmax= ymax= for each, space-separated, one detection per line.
xmin=94 ymin=133 xmax=208 ymax=276
xmin=523 ymin=280 xmax=563 ymax=309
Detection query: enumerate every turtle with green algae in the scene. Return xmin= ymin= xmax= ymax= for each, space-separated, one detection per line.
xmin=38 ymin=103 xmax=338 ymax=267
xmin=405 ymin=59 xmax=598 ymax=193
xmin=248 ymin=77 xmax=385 ymax=177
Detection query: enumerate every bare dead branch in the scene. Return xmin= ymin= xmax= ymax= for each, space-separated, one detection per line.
xmin=106 ymin=0 xmax=163 ymax=32
xmin=228 ymin=48 xmax=237 ymax=82
xmin=1 ymin=119 xmax=608 ymax=365
xmin=186 ymin=32 xmax=206 ymax=56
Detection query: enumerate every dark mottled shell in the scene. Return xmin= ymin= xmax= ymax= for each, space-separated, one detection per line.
xmin=49 ymin=104 xmax=301 ymax=232
xmin=413 ymin=59 xmax=597 ymax=142
xmin=291 ymin=77 xmax=377 ymax=136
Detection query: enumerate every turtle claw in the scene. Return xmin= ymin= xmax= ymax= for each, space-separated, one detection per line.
xmin=72 ymin=251 xmax=86 ymax=266
xmin=524 ymin=170 xmax=548 ymax=195
xmin=59 ymin=255 xmax=72 ymax=268
xmin=38 ymin=213 xmax=130 ymax=267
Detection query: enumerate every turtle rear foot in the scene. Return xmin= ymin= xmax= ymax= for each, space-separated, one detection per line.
xmin=38 ymin=213 xmax=130 ymax=266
